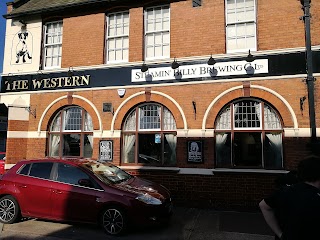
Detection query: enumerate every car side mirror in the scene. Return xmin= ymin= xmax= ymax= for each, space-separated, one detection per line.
xmin=78 ymin=179 xmax=93 ymax=188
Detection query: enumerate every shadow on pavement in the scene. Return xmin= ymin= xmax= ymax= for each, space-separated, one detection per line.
xmin=0 ymin=207 xmax=274 ymax=240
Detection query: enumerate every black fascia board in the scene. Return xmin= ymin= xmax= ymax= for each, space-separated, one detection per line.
xmin=3 ymin=0 xmax=126 ymax=19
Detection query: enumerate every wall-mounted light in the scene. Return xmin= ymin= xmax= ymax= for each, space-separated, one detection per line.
xmin=36 ymin=70 xmax=43 ymax=81
xmin=141 ymin=62 xmax=149 ymax=72
xmin=12 ymin=19 xmax=26 ymax=27
xmin=171 ymin=58 xmax=180 ymax=69
xmin=67 ymin=67 xmax=74 ymax=77
xmin=192 ymin=100 xmax=197 ymax=120
xmin=207 ymin=55 xmax=216 ymax=65
xmin=300 ymin=96 xmax=307 ymax=111
xmin=245 ymin=49 xmax=255 ymax=62
xmin=25 ymin=106 xmax=36 ymax=118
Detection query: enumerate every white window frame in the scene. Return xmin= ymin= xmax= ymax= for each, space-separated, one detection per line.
xmin=106 ymin=11 xmax=130 ymax=63
xmin=144 ymin=5 xmax=170 ymax=60
xmin=43 ymin=21 xmax=63 ymax=69
xmin=225 ymin=0 xmax=257 ymax=53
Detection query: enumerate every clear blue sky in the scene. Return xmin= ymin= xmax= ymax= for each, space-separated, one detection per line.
xmin=0 ymin=1 xmax=9 ymax=75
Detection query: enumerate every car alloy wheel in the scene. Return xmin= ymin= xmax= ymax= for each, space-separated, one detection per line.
xmin=0 ymin=196 xmax=21 ymax=224
xmin=101 ymin=208 xmax=126 ymax=235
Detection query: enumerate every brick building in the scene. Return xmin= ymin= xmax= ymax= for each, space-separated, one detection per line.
xmin=0 ymin=0 xmax=319 ymax=210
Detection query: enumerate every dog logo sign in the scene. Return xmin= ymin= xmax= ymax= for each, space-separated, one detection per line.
xmin=11 ymin=30 xmax=33 ymax=64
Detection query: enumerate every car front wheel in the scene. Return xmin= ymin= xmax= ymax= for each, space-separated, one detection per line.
xmin=0 ymin=195 xmax=21 ymax=224
xmin=101 ymin=207 xmax=127 ymax=235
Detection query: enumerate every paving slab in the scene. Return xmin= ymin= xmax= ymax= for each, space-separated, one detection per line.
xmin=0 ymin=207 xmax=274 ymax=240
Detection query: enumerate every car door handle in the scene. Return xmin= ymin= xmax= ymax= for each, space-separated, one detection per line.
xmin=18 ymin=185 xmax=27 ymax=188
xmin=52 ymin=190 xmax=63 ymax=194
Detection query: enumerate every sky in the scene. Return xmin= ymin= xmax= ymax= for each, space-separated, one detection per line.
xmin=0 ymin=1 xmax=8 ymax=75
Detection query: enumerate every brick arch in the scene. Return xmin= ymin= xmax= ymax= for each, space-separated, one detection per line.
xmin=203 ymin=84 xmax=296 ymax=129
xmin=112 ymin=90 xmax=186 ymax=130
xmin=39 ymin=94 xmax=101 ymax=132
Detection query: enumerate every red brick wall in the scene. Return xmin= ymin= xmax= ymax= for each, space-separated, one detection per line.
xmin=61 ymin=13 xmax=105 ymax=67
xmin=126 ymin=169 xmax=277 ymax=210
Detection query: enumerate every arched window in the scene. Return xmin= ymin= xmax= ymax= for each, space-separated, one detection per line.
xmin=48 ymin=106 xmax=93 ymax=158
xmin=215 ymin=99 xmax=283 ymax=169
xmin=122 ymin=103 xmax=177 ymax=165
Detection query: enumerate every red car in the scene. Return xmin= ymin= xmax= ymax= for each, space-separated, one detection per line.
xmin=0 ymin=158 xmax=172 ymax=235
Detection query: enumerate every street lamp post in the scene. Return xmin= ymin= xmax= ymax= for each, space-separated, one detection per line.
xmin=300 ymin=0 xmax=317 ymax=147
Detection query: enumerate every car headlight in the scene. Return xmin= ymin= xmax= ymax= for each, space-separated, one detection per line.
xmin=136 ymin=193 xmax=162 ymax=205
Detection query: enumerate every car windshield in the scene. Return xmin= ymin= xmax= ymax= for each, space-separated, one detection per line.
xmin=82 ymin=161 xmax=132 ymax=184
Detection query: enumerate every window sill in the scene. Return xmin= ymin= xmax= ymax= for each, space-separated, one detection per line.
xmin=212 ymin=168 xmax=288 ymax=174
xmin=119 ymin=166 xmax=289 ymax=175
xmin=120 ymin=166 xmax=180 ymax=173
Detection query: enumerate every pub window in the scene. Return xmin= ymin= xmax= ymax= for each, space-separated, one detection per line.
xmin=225 ymin=0 xmax=257 ymax=53
xmin=48 ymin=106 xmax=93 ymax=158
xmin=144 ymin=5 xmax=170 ymax=60
xmin=106 ymin=11 xmax=129 ymax=63
xmin=43 ymin=21 xmax=63 ymax=69
xmin=122 ymin=103 xmax=177 ymax=166
xmin=215 ymin=99 xmax=283 ymax=169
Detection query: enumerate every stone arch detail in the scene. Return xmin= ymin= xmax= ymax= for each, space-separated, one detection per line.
xmin=111 ymin=90 xmax=187 ymax=131
xmin=203 ymin=84 xmax=297 ymax=130
xmin=38 ymin=94 xmax=102 ymax=132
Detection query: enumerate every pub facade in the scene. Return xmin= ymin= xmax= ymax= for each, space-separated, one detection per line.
xmin=1 ymin=0 xmax=320 ymax=209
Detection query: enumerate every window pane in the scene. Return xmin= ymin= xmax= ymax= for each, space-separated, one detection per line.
xmin=49 ymin=134 xmax=60 ymax=157
xmin=234 ymin=101 xmax=261 ymax=129
xmin=123 ymin=134 xmax=136 ymax=163
xmin=146 ymin=35 xmax=154 ymax=45
xmin=30 ymin=162 xmax=53 ymax=179
xmin=64 ymin=107 xmax=82 ymax=131
xmin=124 ymin=110 xmax=136 ymax=131
xmin=139 ymin=105 xmax=161 ymax=130
xmin=215 ymin=133 xmax=231 ymax=167
xmin=84 ymin=112 xmax=93 ymax=131
xmin=19 ymin=164 xmax=31 ymax=175
xmin=264 ymin=105 xmax=281 ymax=129
xmin=163 ymin=107 xmax=176 ymax=130
xmin=63 ymin=134 xmax=80 ymax=156
xmin=146 ymin=47 xmax=154 ymax=58
xmin=83 ymin=135 xmax=93 ymax=158
xmin=234 ymin=132 xmax=262 ymax=167
xmin=51 ymin=113 xmax=61 ymax=131
xmin=138 ymin=134 xmax=161 ymax=164
xmin=264 ymin=132 xmax=283 ymax=169
xmin=57 ymin=163 xmax=90 ymax=185
xmin=163 ymin=134 xmax=176 ymax=165
xmin=216 ymin=106 xmax=231 ymax=130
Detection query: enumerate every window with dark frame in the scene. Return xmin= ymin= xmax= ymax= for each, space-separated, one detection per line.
xmin=122 ymin=103 xmax=177 ymax=166
xmin=215 ymin=99 xmax=283 ymax=169
xmin=48 ymin=106 xmax=93 ymax=158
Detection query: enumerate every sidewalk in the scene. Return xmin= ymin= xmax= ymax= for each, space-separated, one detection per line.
xmin=0 ymin=207 xmax=274 ymax=240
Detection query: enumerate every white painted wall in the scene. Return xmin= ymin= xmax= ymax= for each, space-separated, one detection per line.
xmin=2 ymin=18 xmax=42 ymax=74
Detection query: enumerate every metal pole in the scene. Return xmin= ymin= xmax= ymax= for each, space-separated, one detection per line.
xmin=300 ymin=0 xmax=317 ymax=144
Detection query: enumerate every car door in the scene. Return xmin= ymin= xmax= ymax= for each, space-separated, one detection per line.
xmin=14 ymin=162 xmax=54 ymax=219
xmin=51 ymin=162 xmax=105 ymax=222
